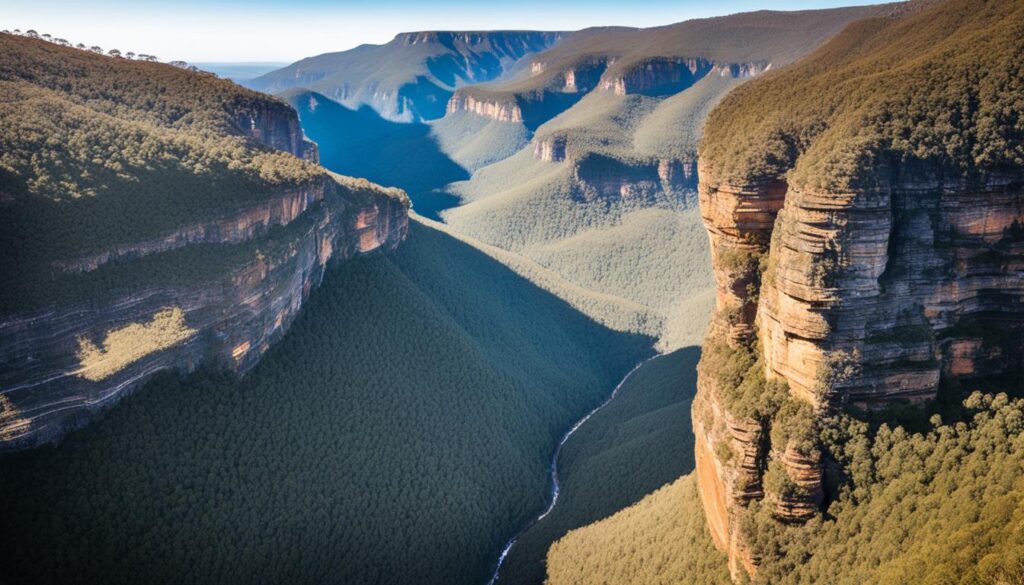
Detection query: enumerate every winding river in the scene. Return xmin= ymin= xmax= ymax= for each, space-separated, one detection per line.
xmin=486 ymin=355 xmax=659 ymax=584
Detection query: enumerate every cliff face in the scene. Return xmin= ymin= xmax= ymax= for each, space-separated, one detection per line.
xmin=53 ymin=186 xmax=326 ymax=274
xmin=0 ymin=176 xmax=408 ymax=451
xmin=570 ymin=154 xmax=698 ymax=202
xmin=691 ymin=1 xmax=1024 ymax=578
xmin=758 ymin=174 xmax=1024 ymax=406
xmin=449 ymin=57 xmax=764 ymax=128
xmin=445 ymin=93 xmax=522 ymax=122
xmin=234 ymin=101 xmax=319 ymax=162
xmin=695 ymin=161 xmax=1024 ymax=583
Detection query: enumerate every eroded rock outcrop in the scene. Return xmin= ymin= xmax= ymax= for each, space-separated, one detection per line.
xmin=533 ymin=136 xmax=568 ymax=163
xmin=445 ymin=92 xmax=522 ymax=122
xmin=234 ymin=102 xmax=319 ymax=162
xmin=600 ymin=58 xmax=768 ymax=96
xmin=691 ymin=3 xmax=1024 ymax=576
xmin=760 ymin=174 xmax=1024 ymax=406
xmin=570 ymin=154 xmax=698 ymax=202
xmin=694 ymin=162 xmax=1024 ymax=578
xmin=0 ymin=178 xmax=408 ymax=450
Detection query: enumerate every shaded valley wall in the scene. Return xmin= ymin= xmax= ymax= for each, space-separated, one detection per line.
xmin=692 ymin=161 xmax=1024 ymax=578
xmin=0 ymin=177 xmax=408 ymax=450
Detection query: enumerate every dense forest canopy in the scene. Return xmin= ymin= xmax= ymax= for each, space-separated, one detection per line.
xmin=548 ymin=391 xmax=1024 ymax=585
xmin=700 ymin=0 xmax=1024 ymax=189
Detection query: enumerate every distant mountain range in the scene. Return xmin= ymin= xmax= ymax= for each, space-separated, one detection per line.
xmin=246 ymin=31 xmax=565 ymax=121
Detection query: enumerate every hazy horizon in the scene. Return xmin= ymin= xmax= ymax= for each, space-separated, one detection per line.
xmin=4 ymin=0 xmax=889 ymax=62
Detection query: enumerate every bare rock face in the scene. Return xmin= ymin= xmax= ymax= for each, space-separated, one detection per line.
xmin=0 ymin=177 xmax=409 ymax=451
xmin=568 ymin=154 xmax=698 ymax=202
xmin=445 ymin=92 xmax=523 ymax=122
xmin=692 ymin=345 xmax=766 ymax=580
xmin=693 ymin=161 xmax=1024 ymax=578
xmin=234 ymin=102 xmax=319 ymax=162
xmin=600 ymin=58 xmax=768 ymax=96
xmin=53 ymin=186 xmax=327 ymax=274
xmin=533 ymin=136 xmax=568 ymax=163
xmin=760 ymin=173 xmax=1024 ymax=406
xmin=561 ymin=60 xmax=608 ymax=93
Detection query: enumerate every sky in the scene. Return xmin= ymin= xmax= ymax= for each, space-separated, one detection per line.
xmin=2 ymin=0 xmax=887 ymax=62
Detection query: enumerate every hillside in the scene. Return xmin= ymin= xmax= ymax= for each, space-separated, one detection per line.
xmin=431 ymin=4 xmax=897 ymax=351
xmin=495 ymin=348 xmax=704 ymax=585
xmin=247 ymin=31 xmax=565 ymax=121
xmin=0 ymin=33 xmax=409 ymax=449
xmin=549 ymin=393 xmax=1024 ymax=585
xmin=547 ymin=474 xmax=731 ymax=585
xmin=0 ymin=218 xmax=652 ymax=585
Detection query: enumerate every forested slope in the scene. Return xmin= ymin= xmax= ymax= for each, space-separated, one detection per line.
xmin=0 ymin=219 xmax=651 ymax=585
xmin=548 ymin=392 xmax=1024 ymax=585
xmin=496 ymin=348 xmax=704 ymax=585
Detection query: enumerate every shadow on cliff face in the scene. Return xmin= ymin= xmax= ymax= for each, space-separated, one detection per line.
xmin=284 ymin=89 xmax=468 ymax=219
xmin=0 ymin=218 xmax=655 ymax=585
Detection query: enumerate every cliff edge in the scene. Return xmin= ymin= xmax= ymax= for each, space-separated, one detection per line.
xmin=692 ymin=0 xmax=1024 ymax=578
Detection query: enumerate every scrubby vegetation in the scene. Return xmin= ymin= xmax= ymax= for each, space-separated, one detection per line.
xmin=498 ymin=348 xmax=703 ymax=585
xmin=701 ymin=0 xmax=1024 ymax=189
xmin=0 ymin=33 xmax=323 ymax=300
xmin=430 ymin=110 xmax=531 ymax=172
xmin=548 ymin=391 xmax=1024 ymax=585
xmin=0 ymin=220 xmax=652 ymax=585
xmin=440 ymin=122 xmax=713 ymax=348
xmin=546 ymin=474 xmax=731 ymax=585
xmin=745 ymin=391 xmax=1024 ymax=585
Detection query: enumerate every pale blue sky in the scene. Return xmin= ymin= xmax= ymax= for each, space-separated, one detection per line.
xmin=2 ymin=0 xmax=889 ymax=62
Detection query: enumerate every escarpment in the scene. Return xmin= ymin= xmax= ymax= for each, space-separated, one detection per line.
xmin=234 ymin=101 xmax=319 ymax=163
xmin=445 ymin=92 xmax=523 ymax=122
xmin=0 ymin=33 xmax=412 ymax=451
xmin=0 ymin=176 xmax=408 ymax=450
xmin=449 ymin=57 xmax=767 ymax=129
xmin=598 ymin=58 xmax=767 ymax=97
xmin=570 ymin=154 xmax=698 ymax=201
xmin=691 ymin=0 xmax=1024 ymax=580
xmin=53 ymin=185 xmax=327 ymax=274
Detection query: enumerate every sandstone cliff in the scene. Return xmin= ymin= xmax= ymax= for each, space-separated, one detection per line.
xmin=0 ymin=34 xmax=410 ymax=451
xmin=0 ymin=175 xmax=408 ymax=450
xmin=691 ymin=0 xmax=1024 ymax=579
xmin=448 ymin=56 xmax=765 ymax=129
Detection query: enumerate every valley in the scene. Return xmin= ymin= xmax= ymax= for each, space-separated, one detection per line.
xmin=0 ymin=218 xmax=651 ymax=585
xmin=2 ymin=1 xmax=1023 ymax=584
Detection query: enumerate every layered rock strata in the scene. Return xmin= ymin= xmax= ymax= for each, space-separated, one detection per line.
xmin=571 ymin=155 xmax=698 ymax=201
xmin=0 ymin=179 xmax=408 ymax=450
xmin=693 ymin=162 xmax=1024 ymax=578
xmin=599 ymin=58 xmax=768 ymax=96
xmin=235 ymin=103 xmax=319 ymax=162
xmin=445 ymin=93 xmax=522 ymax=122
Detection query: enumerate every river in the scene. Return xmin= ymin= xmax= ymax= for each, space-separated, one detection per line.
xmin=485 ymin=355 xmax=659 ymax=584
